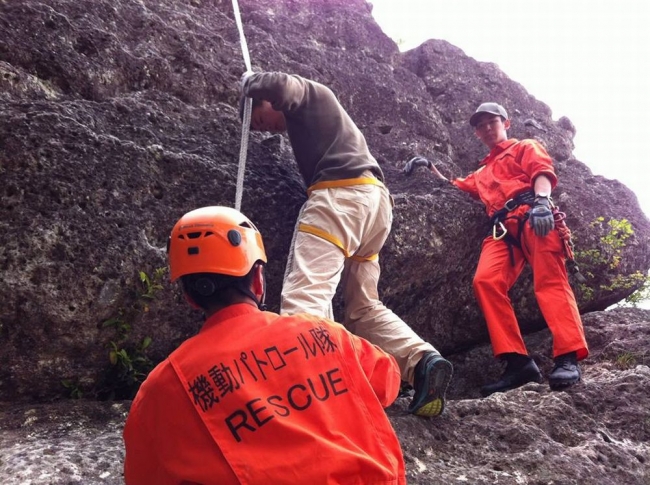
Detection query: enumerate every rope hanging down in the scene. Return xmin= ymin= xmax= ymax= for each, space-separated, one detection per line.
xmin=231 ymin=0 xmax=252 ymax=211
xmin=235 ymin=98 xmax=252 ymax=211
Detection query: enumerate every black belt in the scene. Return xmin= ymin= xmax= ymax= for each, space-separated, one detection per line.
xmin=489 ymin=190 xmax=535 ymax=240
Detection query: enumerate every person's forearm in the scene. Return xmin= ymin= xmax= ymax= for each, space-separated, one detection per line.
xmin=533 ymin=175 xmax=553 ymax=195
xmin=244 ymin=72 xmax=306 ymax=111
xmin=429 ymin=164 xmax=449 ymax=182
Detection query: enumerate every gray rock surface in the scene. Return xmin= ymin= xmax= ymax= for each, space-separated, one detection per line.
xmin=1 ymin=308 xmax=649 ymax=484
xmin=2 ymin=0 xmax=648 ymax=404
xmin=1 ymin=0 xmax=649 ymax=483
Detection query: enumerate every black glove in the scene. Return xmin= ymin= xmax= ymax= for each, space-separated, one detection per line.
xmin=528 ymin=196 xmax=554 ymax=237
xmin=403 ymin=156 xmax=432 ymax=176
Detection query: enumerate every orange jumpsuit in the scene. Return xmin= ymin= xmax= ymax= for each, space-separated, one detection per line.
xmin=453 ymin=139 xmax=588 ymax=360
xmin=123 ymin=303 xmax=406 ymax=485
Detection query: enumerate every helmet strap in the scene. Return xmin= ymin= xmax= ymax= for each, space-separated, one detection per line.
xmin=237 ymin=264 xmax=266 ymax=310
xmin=235 ymin=285 xmax=265 ymax=311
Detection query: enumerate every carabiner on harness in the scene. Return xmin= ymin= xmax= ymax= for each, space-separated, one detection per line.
xmin=503 ymin=198 xmax=518 ymax=212
xmin=493 ymin=221 xmax=507 ymax=240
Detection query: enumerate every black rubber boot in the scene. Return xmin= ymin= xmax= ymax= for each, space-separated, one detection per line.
xmin=480 ymin=353 xmax=543 ymax=397
xmin=549 ymin=351 xmax=581 ymax=390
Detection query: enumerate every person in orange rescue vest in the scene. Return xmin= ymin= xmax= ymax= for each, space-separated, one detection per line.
xmin=404 ymin=102 xmax=588 ymax=396
xmin=239 ymin=70 xmax=453 ymax=417
xmin=122 ymin=206 xmax=406 ymax=484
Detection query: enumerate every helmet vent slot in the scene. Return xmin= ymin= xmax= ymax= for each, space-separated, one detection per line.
xmin=240 ymin=221 xmax=259 ymax=231
xmin=187 ymin=232 xmax=202 ymax=239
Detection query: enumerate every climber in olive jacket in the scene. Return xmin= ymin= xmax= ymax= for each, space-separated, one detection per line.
xmin=240 ymin=71 xmax=453 ymax=417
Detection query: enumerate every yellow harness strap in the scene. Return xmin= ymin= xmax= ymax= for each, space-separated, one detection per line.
xmin=301 ymin=176 xmax=383 ymax=262
xmin=298 ymin=224 xmax=379 ymax=262
xmin=306 ymin=177 xmax=385 ymax=196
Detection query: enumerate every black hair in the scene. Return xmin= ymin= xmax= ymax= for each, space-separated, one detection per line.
xmin=239 ymin=96 xmax=263 ymax=122
xmin=181 ymin=268 xmax=257 ymax=311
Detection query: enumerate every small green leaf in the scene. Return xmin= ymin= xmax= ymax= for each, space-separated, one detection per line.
xmin=102 ymin=318 xmax=121 ymax=328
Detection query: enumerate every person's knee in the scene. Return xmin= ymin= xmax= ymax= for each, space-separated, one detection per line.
xmin=473 ymin=269 xmax=507 ymax=295
xmin=473 ymin=271 xmax=491 ymax=291
xmin=344 ymin=300 xmax=372 ymax=322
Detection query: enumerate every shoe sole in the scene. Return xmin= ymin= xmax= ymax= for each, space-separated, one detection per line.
xmin=549 ymin=376 xmax=581 ymax=390
xmin=410 ymin=360 xmax=453 ymax=417
xmin=480 ymin=373 xmax=544 ymax=397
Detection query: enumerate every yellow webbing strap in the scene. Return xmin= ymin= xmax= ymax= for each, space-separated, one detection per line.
xmin=350 ymin=253 xmax=378 ymax=262
xmin=306 ymin=177 xmax=385 ymax=196
xmin=298 ymin=224 xmax=378 ymax=262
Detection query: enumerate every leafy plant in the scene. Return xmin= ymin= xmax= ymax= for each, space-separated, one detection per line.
xmin=105 ymin=337 xmax=154 ymax=398
xmin=61 ymin=379 xmax=83 ymax=399
xmin=615 ymin=352 xmax=637 ymax=369
xmin=621 ymin=272 xmax=650 ymax=307
xmin=139 ymin=267 xmax=165 ymax=300
xmin=102 ymin=311 xmax=131 ymax=340
xmin=96 ymin=267 xmax=166 ymax=400
xmin=578 ymin=217 xmax=634 ymax=271
xmin=613 ymin=350 xmax=646 ymax=369
xmin=575 ymin=217 xmax=649 ymax=305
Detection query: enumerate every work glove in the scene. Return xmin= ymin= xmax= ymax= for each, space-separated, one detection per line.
xmin=528 ymin=196 xmax=554 ymax=237
xmin=403 ymin=156 xmax=432 ymax=176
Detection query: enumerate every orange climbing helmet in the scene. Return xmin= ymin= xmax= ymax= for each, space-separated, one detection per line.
xmin=168 ymin=206 xmax=267 ymax=282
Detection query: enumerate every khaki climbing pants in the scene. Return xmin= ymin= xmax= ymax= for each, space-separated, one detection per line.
xmin=280 ymin=174 xmax=437 ymax=384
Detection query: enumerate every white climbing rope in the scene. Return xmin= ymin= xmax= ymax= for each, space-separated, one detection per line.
xmin=231 ymin=0 xmax=252 ymax=211
xmin=235 ymin=98 xmax=252 ymax=211
xmin=231 ymin=0 xmax=252 ymax=72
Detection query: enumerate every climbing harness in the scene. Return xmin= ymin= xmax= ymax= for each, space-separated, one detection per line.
xmin=306 ymin=176 xmax=386 ymax=195
xmin=489 ymin=191 xmax=536 ymax=256
xmin=489 ymin=191 xmax=585 ymax=281
xmin=232 ymin=0 xmax=253 ymax=211
xmin=299 ymin=176 xmax=387 ymax=262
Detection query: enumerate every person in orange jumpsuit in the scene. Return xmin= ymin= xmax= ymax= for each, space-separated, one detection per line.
xmin=404 ymin=102 xmax=588 ymax=396
xmin=122 ymin=206 xmax=406 ymax=484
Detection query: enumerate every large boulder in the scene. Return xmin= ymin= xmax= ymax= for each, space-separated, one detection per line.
xmin=0 ymin=0 xmax=648 ymax=405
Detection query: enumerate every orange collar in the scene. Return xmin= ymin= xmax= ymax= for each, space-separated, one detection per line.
xmin=479 ymin=139 xmax=518 ymax=166
xmin=200 ymin=303 xmax=260 ymax=333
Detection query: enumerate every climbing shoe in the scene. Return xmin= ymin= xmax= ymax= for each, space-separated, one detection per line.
xmin=480 ymin=354 xmax=543 ymax=397
xmin=548 ymin=351 xmax=581 ymax=390
xmin=407 ymin=352 xmax=453 ymax=417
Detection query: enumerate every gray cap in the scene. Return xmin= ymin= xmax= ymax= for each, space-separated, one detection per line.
xmin=469 ymin=102 xmax=508 ymax=127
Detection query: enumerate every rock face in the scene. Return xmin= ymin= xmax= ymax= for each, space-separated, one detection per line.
xmin=1 ymin=0 xmax=648 ymax=403
xmin=0 ymin=0 xmax=649 ymax=481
